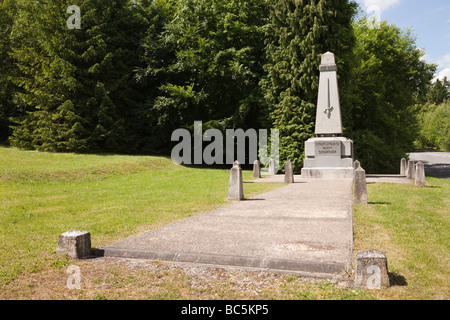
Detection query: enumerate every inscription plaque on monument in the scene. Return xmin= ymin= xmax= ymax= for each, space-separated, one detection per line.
xmin=316 ymin=141 xmax=340 ymax=156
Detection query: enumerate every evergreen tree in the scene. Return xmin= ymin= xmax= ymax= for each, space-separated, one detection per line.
xmin=137 ymin=0 xmax=268 ymax=153
xmin=0 ymin=0 xmax=20 ymax=142
xmin=262 ymin=0 xmax=357 ymax=172
xmin=427 ymin=77 xmax=450 ymax=105
xmin=9 ymin=0 xmax=82 ymax=151
xmin=9 ymin=0 xmax=147 ymax=153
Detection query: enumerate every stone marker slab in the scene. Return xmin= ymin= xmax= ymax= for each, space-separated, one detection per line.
xmin=268 ymin=158 xmax=275 ymax=175
xmin=228 ymin=164 xmax=244 ymax=200
xmin=415 ymin=161 xmax=426 ymax=187
xmin=253 ymin=160 xmax=261 ymax=178
xmin=56 ymin=230 xmax=91 ymax=259
xmin=353 ymin=167 xmax=367 ymax=204
xmin=407 ymin=160 xmax=415 ymax=179
xmin=400 ymin=158 xmax=407 ymax=176
xmin=353 ymin=160 xmax=360 ymax=183
xmin=284 ymin=160 xmax=294 ymax=184
xmin=355 ymin=249 xmax=390 ymax=289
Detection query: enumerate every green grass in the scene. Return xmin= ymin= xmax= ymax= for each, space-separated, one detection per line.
xmin=0 ymin=147 xmax=283 ymax=285
xmin=353 ymin=177 xmax=450 ymax=299
xmin=0 ymin=146 xmax=448 ymax=300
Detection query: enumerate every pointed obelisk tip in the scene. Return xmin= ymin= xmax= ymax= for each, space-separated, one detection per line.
xmin=321 ymin=52 xmax=335 ymax=65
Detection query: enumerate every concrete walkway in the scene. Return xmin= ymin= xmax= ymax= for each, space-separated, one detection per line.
xmin=409 ymin=151 xmax=450 ymax=180
xmin=99 ymin=175 xmax=354 ymax=279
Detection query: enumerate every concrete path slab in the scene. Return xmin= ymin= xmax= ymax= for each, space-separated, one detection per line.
xmin=99 ymin=176 xmax=354 ymax=278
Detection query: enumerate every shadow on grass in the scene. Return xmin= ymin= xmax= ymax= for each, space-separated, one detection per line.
xmin=368 ymin=201 xmax=391 ymax=205
xmin=389 ymin=272 xmax=408 ymax=286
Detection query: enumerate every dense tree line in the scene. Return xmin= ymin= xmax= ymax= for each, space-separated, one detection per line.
xmin=344 ymin=18 xmax=435 ymax=172
xmin=416 ymin=77 xmax=450 ymax=152
xmin=0 ymin=0 xmax=437 ymax=172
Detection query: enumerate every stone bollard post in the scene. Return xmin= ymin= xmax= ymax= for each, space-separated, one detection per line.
xmin=228 ymin=163 xmax=244 ymax=201
xmin=406 ymin=160 xmax=415 ymax=179
xmin=56 ymin=230 xmax=92 ymax=259
xmin=253 ymin=160 xmax=261 ymax=178
xmin=400 ymin=158 xmax=407 ymax=176
xmin=355 ymin=249 xmax=390 ymax=289
xmin=268 ymin=158 xmax=275 ymax=175
xmin=284 ymin=160 xmax=294 ymax=184
xmin=353 ymin=166 xmax=368 ymax=204
xmin=415 ymin=161 xmax=426 ymax=187
xmin=353 ymin=160 xmax=360 ymax=183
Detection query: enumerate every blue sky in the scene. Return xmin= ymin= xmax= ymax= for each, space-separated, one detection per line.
xmin=354 ymin=0 xmax=450 ymax=80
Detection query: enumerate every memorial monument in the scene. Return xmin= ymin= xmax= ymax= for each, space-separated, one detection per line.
xmin=301 ymin=52 xmax=354 ymax=178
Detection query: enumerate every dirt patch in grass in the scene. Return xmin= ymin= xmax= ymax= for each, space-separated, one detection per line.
xmin=0 ymin=257 xmax=373 ymax=300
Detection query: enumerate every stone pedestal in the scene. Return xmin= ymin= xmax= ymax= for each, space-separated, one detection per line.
xmin=355 ymin=249 xmax=390 ymax=289
xmin=56 ymin=230 xmax=91 ymax=259
xmin=301 ymin=137 xmax=354 ymax=178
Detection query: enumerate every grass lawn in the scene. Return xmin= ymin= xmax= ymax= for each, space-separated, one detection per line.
xmin=353 ymin=177 xmax=449 ymax=300
xmin=0 ymin=146 xmax=282 ymax=286
xmin=0 ymin=146 xmax=448 ymax=300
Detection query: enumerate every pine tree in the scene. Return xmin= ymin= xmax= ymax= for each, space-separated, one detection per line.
xmin=76 ymin=0 xmax=147 ymax=153
xmin=0 ymin=0 xmax=18 ymax=142
xmin=262 ymin=0 xmax=356 ymax=172
xmin=9 ymin=0 xmax=82 ymax=151
xmin=9 ymin=0 xmax=147 ymax=153
xmin=427 ymin=77 xmax=450 ymax=105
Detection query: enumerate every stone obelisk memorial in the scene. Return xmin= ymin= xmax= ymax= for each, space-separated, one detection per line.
xmin=301 ymin=52 xmax=354 ymax=178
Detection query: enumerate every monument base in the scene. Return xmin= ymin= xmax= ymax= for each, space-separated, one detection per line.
xmin=301 ymin=137 xmax=354 ymax=179
xmin=301 ymin=167 xmax=354 ymax=179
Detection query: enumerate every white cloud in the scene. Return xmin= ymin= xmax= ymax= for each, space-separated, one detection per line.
xmin=417 ymin=47 xmax=428 ymax=61
xmin=431 ymin=54 xmax=450 ymax=82
xmin=436 ymin=68 xmax=450 ymax=81
xmin=360 ymin=0 xmax=402 ymax=12
xmin=437 ymin=53 xmax=450 ymax=68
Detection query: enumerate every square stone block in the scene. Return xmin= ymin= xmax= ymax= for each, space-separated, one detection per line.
xmin=56 ymin=230 xmax=91 ymax=259
xmin=355 ymin=249 xmax=390 ymax=289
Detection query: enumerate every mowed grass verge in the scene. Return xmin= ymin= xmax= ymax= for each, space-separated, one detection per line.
xmin=0 ymin=146 xmax=283 ymax=285
xmin=353 ymin=177 xmax=449 ymax=299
